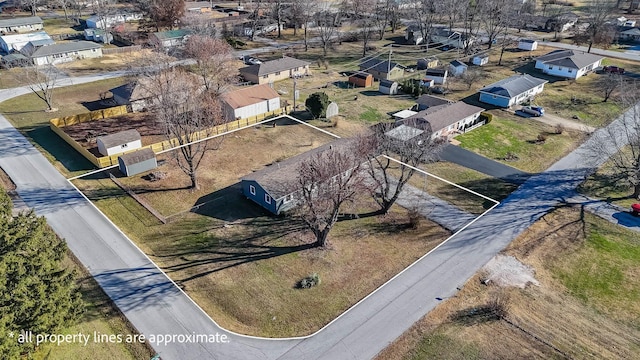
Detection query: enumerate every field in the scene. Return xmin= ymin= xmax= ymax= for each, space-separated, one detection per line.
xmin=377 ymin=207 xmax=640 ymax=360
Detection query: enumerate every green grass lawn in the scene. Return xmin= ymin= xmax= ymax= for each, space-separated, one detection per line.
xmin=455 ymin=114 xmax=586 ymax=173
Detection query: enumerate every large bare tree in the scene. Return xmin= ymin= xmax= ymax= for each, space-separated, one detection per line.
xmin=296 ymin=140 xmax=368 ymax=247
xmin=184 ymin=35 xmax=236 ymax=94
xmin=9 ymin=64 xmax=60 ymax=112
xmin=479 ymin=0 xmax=516 ymax=49
xmin=581 ymin=0 xmax=617 ymax=52
xmin=409 ymin=0 xmax=437 ymax=51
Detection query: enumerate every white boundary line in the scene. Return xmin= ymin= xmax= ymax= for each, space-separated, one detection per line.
xmin=65 ymin=114 xmax=502 ymax=341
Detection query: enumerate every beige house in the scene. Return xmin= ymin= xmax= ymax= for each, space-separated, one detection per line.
xmin=0 ymin=16 xmax=43 ymax=34
xmin=358 ymin=58 xmax=405 ymax=81
xmin=239 ymin=56 xmax=311 ymax=84
xmin=31 ymin=41 xmax=103 ymax=66
xmin=221 ymin=84 xmax=281 ymax=120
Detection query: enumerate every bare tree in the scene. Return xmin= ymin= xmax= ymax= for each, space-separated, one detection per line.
xmin=10 ymin=64 xmax=60 ymax=112
xmin=297 ymin=0 xmax=317 ymax=51
xmin=184 ymin=35 xmax=237 ymax=94
xmin=137 ymin=0 xmax=186 ymax=31
xmin=461 ymin=0 xmax=483 ymax=55
xmin=597 ymin=73 xmax=624 ymax=102
xmin=315 ymin=5 xmax=338 ymax=57
xmin=181 ymin=11 xmax=217 ymax=37
xmin=437 ymin=0 xmax=465 ymax=33
xmin=364 ymin=122 xmax=443 ymax=214
xmin=460 ymin=69 xmax=484 ymax=90
xmin=296 ymin=140 xmax=368 ymax=247
xmin=479 ymin=0 xmax=516 ymax=49
xmin=582 ymin=0 xmax=617 ymax=52
xmin=268 ymin=0 xmax=284 ymax=38
xmin=410 ymin=0 xmax=437 ymax=51
xmin=248 ymin=0 xmax=265 ymax=40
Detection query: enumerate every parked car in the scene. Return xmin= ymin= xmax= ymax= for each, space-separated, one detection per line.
xmin=244 ymin=57 xmax=262 ymax=65
xmin=430 ymin=86 xmax=449 ymax=95
xmin=603 ymin=65 xmax=625 ymax=74
xmin=521 ymin=106 xmax=544 ymax=117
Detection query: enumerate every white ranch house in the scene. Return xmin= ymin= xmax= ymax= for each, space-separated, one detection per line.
xmin=221 ymin=84 xmax=281 ymax=121
xmin=31 ymin=41 xmax=103 ymax=65
xmin=534 ymin=50 xmax=603 ymax=79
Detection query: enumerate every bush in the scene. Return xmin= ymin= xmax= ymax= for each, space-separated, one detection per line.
xmin=554 ymin=124 xmax=564 ymax=134
xmin=537 ymin=133 xmax=547 ymax=143
xmin=480 ymin=112 xmax=493 ymax=123
xmin=407 ymin=208 xmax=421 ymax=229
xmin=298 ymin=273 xmax=321 ymax=289
xmin=305 ymin=92 xmax=330 ymax=118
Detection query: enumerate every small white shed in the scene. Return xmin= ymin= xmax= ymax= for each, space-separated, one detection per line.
xmin=425 ymin=69 xmax=447 ymax=85
xmin=472 ymin=54 xmax=489 ymax=66
xmin=379 ymin=79 xmax=399 ymax=95
xmin=518 ymin=39 xmax=538 ymax=51
xmin=97 ymin=129 xmax=142 ymax=156
xmin=449 ymin=60 xmax=468 ymax=76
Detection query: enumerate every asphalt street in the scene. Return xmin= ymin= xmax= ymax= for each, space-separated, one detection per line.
xmin=439 ymin=145 xmax=530 ymax=185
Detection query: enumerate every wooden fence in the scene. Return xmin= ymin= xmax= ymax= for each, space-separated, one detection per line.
xmin=50 ymin=106 xmax=290 ymax=168
xmin=103 ymin=45 xmax=143 ymax=55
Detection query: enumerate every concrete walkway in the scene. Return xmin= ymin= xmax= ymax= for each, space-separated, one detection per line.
xmin=568 ymin=193 xmax=640 ymax=232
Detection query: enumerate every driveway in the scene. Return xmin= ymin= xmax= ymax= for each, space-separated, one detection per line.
xmin=513 ymin=110 xmax=597 ymax=133
xmin=439 ymin=145 xmax=530 ymax=185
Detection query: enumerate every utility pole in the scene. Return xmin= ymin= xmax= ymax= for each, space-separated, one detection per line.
xmin=293 ymin=80 xmax=298 ymax=110
xmin=387 ymin=47 xmax=392 ymax=76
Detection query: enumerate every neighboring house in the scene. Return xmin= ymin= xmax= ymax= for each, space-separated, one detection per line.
xmin=110 ymin=80 xmax=155 ymax=112
xmin=518 ymin=39 xmax=538 ymax=51
xmin=420 ymin=78 xmax=434 ymax=89
xmin=97 ymin=129 xmax=142 ymax=156
xmin=86 ymin=13 xmax=143 ymax=29
xmin=0 ymin=16 xmax=43 ymax=34
xmin=413 ymin=94 xmax=452 ymax=111
xmin=534 ymin=49 xmax=604 ymax=79
xmin=0 ymin=52 xmax=29 ymax=68
xmin=619 ymin=27 xmax=640 ymax=42
xmin=546 ymin=12 xmax=578 ymax=33
xmin=449 ymin=60 xmax=468 ymax=76
xmin=0 ymin=31 xmax=51 ymax=53
xmin=479 ymin=74 xmax=548 ymax=108
xmin=359 ymin=58 xmax=405 ymax=80
xmin=379 ymin=80 xmax=399 ymax=95
xmin=240 ymin=56 xmax=311 ymax=85
xmin=472 ymin=54 xmax=489 ymax=66
xmin=241 ymin=138 xmax=356 ymax=215
xmin=118 ymin=148 xmax=157 ymax=177
xmin=431 ymin=28 xmax=474 ymax=49
xmin=31 ymin=41 xmax=103 ymax=65
xmin=417 ymin=57 xmax=438 ymax=70
xmin=84 ymin=28 xmax=113 ymax=43
xmin=149 ymin=29 xmax=191 ymax=48
xmin=405 ymin=23 xmax=423 ymax=45
xmin=399 ymin=101 xmax=485 ymax=139
xmin=348 ymin=71 xmax=373 ymax=88
xmin=19 ymin=38 xmax=55 ymax=56
xmin=221 ymin=84 xmax=281 ymax=120
xmin=425 ymin=68 xmax=447 ymax=84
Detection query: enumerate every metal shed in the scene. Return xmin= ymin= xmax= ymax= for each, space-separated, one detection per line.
xmin=417 ymin=57 xmax=438 ymax=70
xmin=118 ymin=148 xmax=157 ymax=177
xmin=379 ymin=79 xmax=399 ymax=95
xmin=97 ymin=129 xmax=142 ymax=156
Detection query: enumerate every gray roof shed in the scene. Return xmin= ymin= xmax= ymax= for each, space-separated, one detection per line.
xmin=98 ymin=129 xmax=141 ymax=149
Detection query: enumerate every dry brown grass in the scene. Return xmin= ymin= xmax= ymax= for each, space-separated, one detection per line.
xmin=0 ymin=166 xmax=16 ymax=191
xmin=378 ymin=207 xmax=640 ymax=360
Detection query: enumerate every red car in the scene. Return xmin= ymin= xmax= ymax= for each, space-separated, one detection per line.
xmin=603 ymin=65 xmax=625 ymax=74
xmin=632 ymin=203 xmax=640 ymax=216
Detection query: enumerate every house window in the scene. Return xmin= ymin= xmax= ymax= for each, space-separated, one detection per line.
xmin=284 ymin=194 xmax=293 ymax=203
xmin=275 ymin=71 xmax=281 ymax=75
xmin=492 ymin=95 xmax=497 ymax=99
xmin=249 ymin=185 xmax=256 ymax=195
xmin=121 ymin=143 xmax=128 ymax=148
xmin=265 ymin=194 xmax=272 ymax=204
xmin=293 ymin=67 xmax=299 ymax=71
xmin=568 ymin=69 xmax=573 ymax=73
xmin=262 ymin=75 xmax=268 ymax=79
xmin=549 ymin=66 xmax=554 ymax=70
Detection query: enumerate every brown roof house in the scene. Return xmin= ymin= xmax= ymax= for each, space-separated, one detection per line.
xmin=399 ymin=101 xmax=485 ymax=140
xmin=221 ymin=84 xmax=281 ymax=120
xmin=240 ymin=56 xmax=311 ymax=84
xmin=241 ymin=138 xmax=358 ymax=214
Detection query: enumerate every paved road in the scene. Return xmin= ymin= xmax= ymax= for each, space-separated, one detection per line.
xmin=440 ymin=145 xmax=530 ymax=185
xmin=0 ymin=75 xmax=636 ymax=359
xmin=540 ymin=41 xmax=640 ymax=62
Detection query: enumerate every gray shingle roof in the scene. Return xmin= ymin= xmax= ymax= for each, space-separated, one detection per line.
xmin=31 ymin=41 xmax=102 ymax=57
xmin=118 ymin=148 xmax=155 ymax=166
xmin=98 ymin=129 xmax=141 ymax=149
xmin=416 ymin=94 xmax=452 ymax=108
xmin=535 ymin=49 xmax=603 ymax=69
xmin=404 ymin=101 xmax=485 ymax=133
xmin=479 ymin=74 xmax=548 ymax=98
xmin=0 ymin=16 xmax=43 ymax=28
xmin=359 ymin=58 xmax=405 ymax=73
xmin=239 ymin=56 xmax=310 ymax=77
xmin=450 ymin=60 xmax=467 ymax=67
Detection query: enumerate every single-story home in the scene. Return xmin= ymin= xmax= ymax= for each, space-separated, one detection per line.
xmin=399 ymin=101 xmax=485 ymax=139
xmin=221 ymin=84 xmax=281 ymax=121
xmin=149 ymin=29 xmax=191 ymax=48
xmin=0 ymin=31 xmax=51 ymax=53
xmin=86 ymin=13 xmax=143 ymax=29
xmin=449 ymin=60 xmax=468 ymax=76
xmin=478 ymin=74 xmax=548 ymax=108
xmin=31 ymin=41 xmax=103 ymax=66
xmin=348 ymin=71 xmax=373 ymax=88
xmin=84 ymin=28 xmax=113 ymax=44
xmin=518 ymin=39 xmax=538 ymax=51
xmin=358 ymin=58 xmax=405 ymax=80
xmin=431 ymin=28 xmax=474 ymax=49
xmin=472 ymin=54 xmax=489 ymax=66
xmin=417 ymin=57 xmax=438 ymax=70
xmin=0 ymin=16 xmax=43 ymax=34
xmin=118 ymin=148 xmax=157 ymax=177
xmin=425 ymin=68 xmax=447 ymax=84
xmin=534 ymin=49 xmax=604 ymax=79
xmin=110 ymin=80 xmax=155 ymax=112
xmin=240 ymin=56 xmax=311 ymax=85
xmin=0 ymin=52 xmax=29 ymax=68
xmin=97 ymin=129 xmax=142 ymax=156
xmin=379 ymin=79 xmax=399 ymax=95
xmin=19 ymin=38 xmax=55 ymax=56
xmin=619 ymin=27 xmax=640 ymax=42
xmin=413 ymin=94 xmax=452 ymax=111
xmin=241 ymin=138 xmax=356 ymax=215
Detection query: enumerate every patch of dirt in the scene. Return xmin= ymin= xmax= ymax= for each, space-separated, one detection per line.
xmin=481 ymin=254 xmax=539 ymax=289
xmin=0 ymin=167 xmax=16 ymax=191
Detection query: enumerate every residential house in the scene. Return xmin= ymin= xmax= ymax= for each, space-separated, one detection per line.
xmin=97 ymin=130 xmax=142 ymax=156
xmin=518 ymin=39 xmax=538 ymax=51
xmin=0 ymin=31 xmax=51 ymax=53
xmin=534 ymin=49 xmax=604 ymax=79
xmin=472 ymin=54 xmax=489 ymax=66
xmin=449 ymin=60 xmax=468 ymax=76
xmin=241 ymin=138 xmax=357 ymax=215
xmin=149 ymin=29 xmax=191 ymax=48
xmin=546 ymin=12 xmax=578 ymax=33
xmin=0 ymin=52 xmax=29 ymax=68
xmin=431 ymin=28 xmax=474 ymax=49
xmin=239 ymin=56 xmax=311 ymax=85
xmin=348 ymin=71 xmax=373 ymax=88
xmin=84 ymin=28 xmax=113 ymax=43
xmin=399 ymin=101 xmax=485 ymax=139
xmin=417 ymin=57 xmax=438 ymax=70
xmin=19 ymin=38 xmax=55 ymax=56
xmin=379 ymin=80 xmax=399 ymax=95
xmin=0 ymin=16 xmax=43 ymax=34
xmin=413 ymin=94 xmax=452 ymax=111
xmin=405 ymin=23 xmax=424 ymax=45
xmin=359 ymin=58 xmax=405 ymax=80
xmin=86 ymin=13 xmax=143 ymax=29
xmin=110 ymin=73 xmax=202 ymax=112
xmin=619 ymin=27 xmax=640 ymax=42
xmin=30 ymin=41 xmax=103 ymax=65
xmin=221 ymin=84 xmax=281 ymax=120
xmin=425 ymin=68 xmax=447 ymax=84
xmin=478 ymin=74 xmax=548 ymax=108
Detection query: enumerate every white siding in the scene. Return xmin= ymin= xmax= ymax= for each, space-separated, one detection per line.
xmin=98 ymin=139 xmax=142 ymax=156
xmin=518 ymin=41 xmax=537 ymax=51
xmin=232 ymin=98 xmax=281 ymax=119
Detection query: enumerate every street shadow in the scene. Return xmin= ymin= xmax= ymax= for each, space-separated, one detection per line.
xmin=612 ymin=212 xmax=640 ymax=228
xmin=81 ymin=99 xmax=114 ymax=112
xmin=0 ymin=127 xmax=40 ymax=158
xmin=17 ymin=186 xmax=86 ymax=214
xmin=512 ymin=62 xmax=565 ymax=83
xmin=192 ymin=182 xmax=268 ymax=221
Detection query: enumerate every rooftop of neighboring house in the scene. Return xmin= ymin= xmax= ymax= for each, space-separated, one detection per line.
xmin=385 ymin=124 xmax=425 ymax=141
xmin=535 ymin=49 xmax=604 ymax=69
xmin=415 ymin=94 xmax=453 ymax=109
xmin=621 ymin=27 xmax=640 ymax=35
xmin=349 ymin=71 xmax=372 ymax=80
xmin=479 ymin=74 xmax=548 ymax=98
xmin=0 ymin=31 xmax=51 ymax=45
xmin=152 ymin=29 xmax=191 ymax=40
xmin=425 ymin=68 xmax=447 ymax=76
xmin=31 ymin=41 xmax=102 ymax=57
xmin=0 ymin=16 xmax=42 ymax=28
xmin=450 ymin=60 xmax=467 ymax=67
xmin=359 ymin=58 xmax=405 ymax=73
xmin=240 ymin=56 xmax=311 ymax=77
xmin=221 ymin=84 xmax=280 ymax=109
xmin=402 ymin=101 xmax=485 ymax=134
xmin=519 ymin=39 xmax=537 ymax=44
xmin=241 ymin=138 xmax=356 ymax=200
